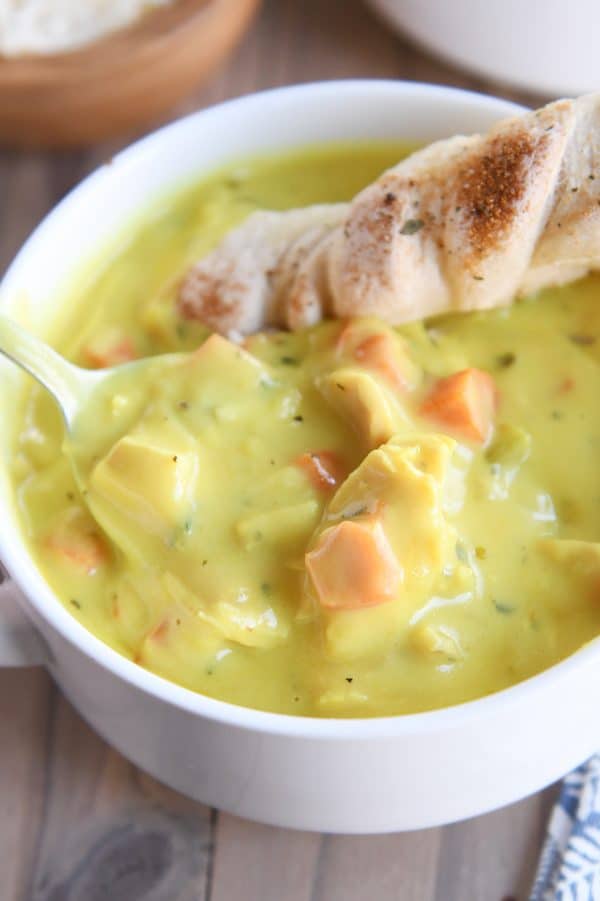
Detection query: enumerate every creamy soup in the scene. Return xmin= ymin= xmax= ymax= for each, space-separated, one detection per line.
xmin=11 ymin=144 xmax=600 ymax=717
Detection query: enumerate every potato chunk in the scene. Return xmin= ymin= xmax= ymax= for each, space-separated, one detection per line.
xmin=317 ymin=368 xmax=411 ymax=449
xmin=304 ymin=433 xmax=474 ymax=660
xmin=89 ymin=419 xmax=198 ymax=544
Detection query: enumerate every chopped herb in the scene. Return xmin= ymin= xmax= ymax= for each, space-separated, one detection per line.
xmin=70 ymin=598 xmax=81 ymax=610
xmin=569 ymin=333 xmax=595 ymax=346
xmin=335 ymin=382 xmax=346 ymax=391
xmin=496 ymin=351 xmax=516 ymax=369
xmin=293 ymin=415 xmax=304 ymax=423
xmin=202 ymin=559 xmax=208 ymax=566
xmin=400 ymin=218 xmax=424 ymax=235
xmin=551 ymin=410 xmax=564 ymax=420
xmin=294 ymin=696 xmax=300 ymax=702
xmin=384 ymin=191 xmax=396 ymax=205
xmin=455 ymin=541 xmax=468 ymax=563
xmin=455 ymin=206 xmax=462 ymax=213
xmin=280 ymin=356 xmax=298 ymax=366
xmin=176 ymin=322 xmax=187 ymax=339
xmin=178 ymin=400 xmax=189 ymax=410
xmin=66 ymin=491 xmax=75 ymax=502
xmin=172 ymin=455 xmax=178 ymax=462
xmin=176 ymin=618 xmax=181 ymax=626
xmin=571 ymin=186 xmax=579 ymax=193
xmin=345 ymin=676 xmax=353 ymax=684
xmin=589 ymin=174 xmax=596 ymax=181
xmin=472 ymin=274 xmax=485 ymax=281
xmin=475 ymin=546 xmax=487 ymax=560
xmin=183 ymin=520 xmax=192 ymax=535
xmin=493 ymin=600 xmax=516 ymax=614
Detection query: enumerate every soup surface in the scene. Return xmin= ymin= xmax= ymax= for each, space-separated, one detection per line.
xmin=11 ymin=143 xmax=600 ymax=717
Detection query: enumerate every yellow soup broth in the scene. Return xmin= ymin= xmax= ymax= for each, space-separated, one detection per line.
xmin=11 ymin=143 xmax=600 ymax=717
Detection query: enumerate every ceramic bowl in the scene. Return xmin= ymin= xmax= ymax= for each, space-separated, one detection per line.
xmin=366 ymin=0 xmax=599 ymax=96
xmin=2 ymin=80 xmax=598 ymax=834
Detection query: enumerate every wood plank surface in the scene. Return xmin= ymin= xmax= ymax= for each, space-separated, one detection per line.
xmin=0 ymin=1 xmax=558 ymax=899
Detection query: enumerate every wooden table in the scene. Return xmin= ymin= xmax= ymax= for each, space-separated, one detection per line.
xmin=0 ymin=2 xmax=558 ymax=898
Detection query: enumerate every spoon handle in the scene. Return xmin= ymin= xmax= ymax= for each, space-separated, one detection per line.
xmin=0 ymin=315 xmax=86 ymax=428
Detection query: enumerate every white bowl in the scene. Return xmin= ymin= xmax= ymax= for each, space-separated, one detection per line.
xmin=367 ymin=0 xmax=600 ymax=97
xmin=1 ymin=81 xmax=598 ymax=834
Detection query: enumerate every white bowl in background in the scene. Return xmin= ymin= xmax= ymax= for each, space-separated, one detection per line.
xmin=1 ymin=80 xmax=599 ymax=834
xmin=367 ymin=0 xmax=599 ymax=97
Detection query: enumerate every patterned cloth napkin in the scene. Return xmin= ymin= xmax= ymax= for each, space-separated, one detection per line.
xmin=531 ymin=757 xmax=600 ymax=900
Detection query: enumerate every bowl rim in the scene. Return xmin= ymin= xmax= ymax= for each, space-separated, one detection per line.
xmin=4 ymin=76 xmax=594 ymax=741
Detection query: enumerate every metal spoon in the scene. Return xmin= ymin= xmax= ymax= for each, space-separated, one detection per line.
xmin=0 ymin=314 xmax=181 ymax=481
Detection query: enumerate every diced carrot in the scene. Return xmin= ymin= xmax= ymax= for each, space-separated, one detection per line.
xmin=336 ymin=319 xmax=417 ymax=391
xmin=353 ymin=333 xmax=410 ymax=392
xmin=46 ymin=528 xmax=108 ymax=574
xmin=147 ymin=618 xmax=170 ymax=644
xmin=295 ymin=450 xmax=347 ymax=492
xmin=83 ymin=330 xmax=137 ymax=368
xmin=420 ymin=368 xmax=498 ymax=444
xmin=558 ymin=376 xmax=576 ymax=394
xmin=306 ymin=518 xmax=403 ymax=610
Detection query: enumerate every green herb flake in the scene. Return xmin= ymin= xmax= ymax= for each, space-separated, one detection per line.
xmin=400 ymin=218 xmax=424 ymax=236
xmin=280 ymin=356 xmax=298 ymax=366
xmin=261 ymin=582 xmax=272 ymax=596
xmin=293 ymin=415 xmax=304 ymax=423
xmin=496 ymin=351 xmax=516 ymax=368
xmin=70 ymin=598 xmax=81 ymax=610
xmin=455 ymin=541 xmax=468 ymax=563
xmin=493 ymin=600 xmax=516 ymax=615
xmin=569 ymin=333 xmax=596 ymax=346
xmin=475 ymin=546 xmax=487 ymax=560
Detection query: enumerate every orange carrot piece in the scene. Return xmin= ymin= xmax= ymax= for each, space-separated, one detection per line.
xmin=353 ymin=333 xmax=410 ymax=391
xmin=420 ymin=368 xmax=498 ymax=443
xmin=306 ymin=518 xmax=403 ymax=610
xmin=84 ymin=333 xmax=137 ymax=368
xmin=46 ymin=529 xmax=108 ymax=574
xmin=337 ymin=320 xmax=415 ymax=391
xmin=295 ymin=450 xmax=347 ymax=492
xmin=558 ymin=376 xmax=576 ymax=394
xmin=147 ymin=618 xmax=170 ymax=644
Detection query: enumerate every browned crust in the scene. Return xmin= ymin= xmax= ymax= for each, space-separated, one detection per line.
xmin=457 ymin=129 xmax=549 ymax=259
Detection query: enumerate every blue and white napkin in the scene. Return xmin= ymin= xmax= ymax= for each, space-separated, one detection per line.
xmin=531 ymin=756 xmax=600 ymax=900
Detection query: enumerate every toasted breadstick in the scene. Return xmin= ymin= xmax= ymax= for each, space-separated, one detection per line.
xmin=179 ymin=95 xmax=600 ymax=336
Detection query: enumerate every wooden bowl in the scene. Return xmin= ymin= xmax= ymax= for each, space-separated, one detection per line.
xmin=0 ymin=0 xmax=261 ymax=149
